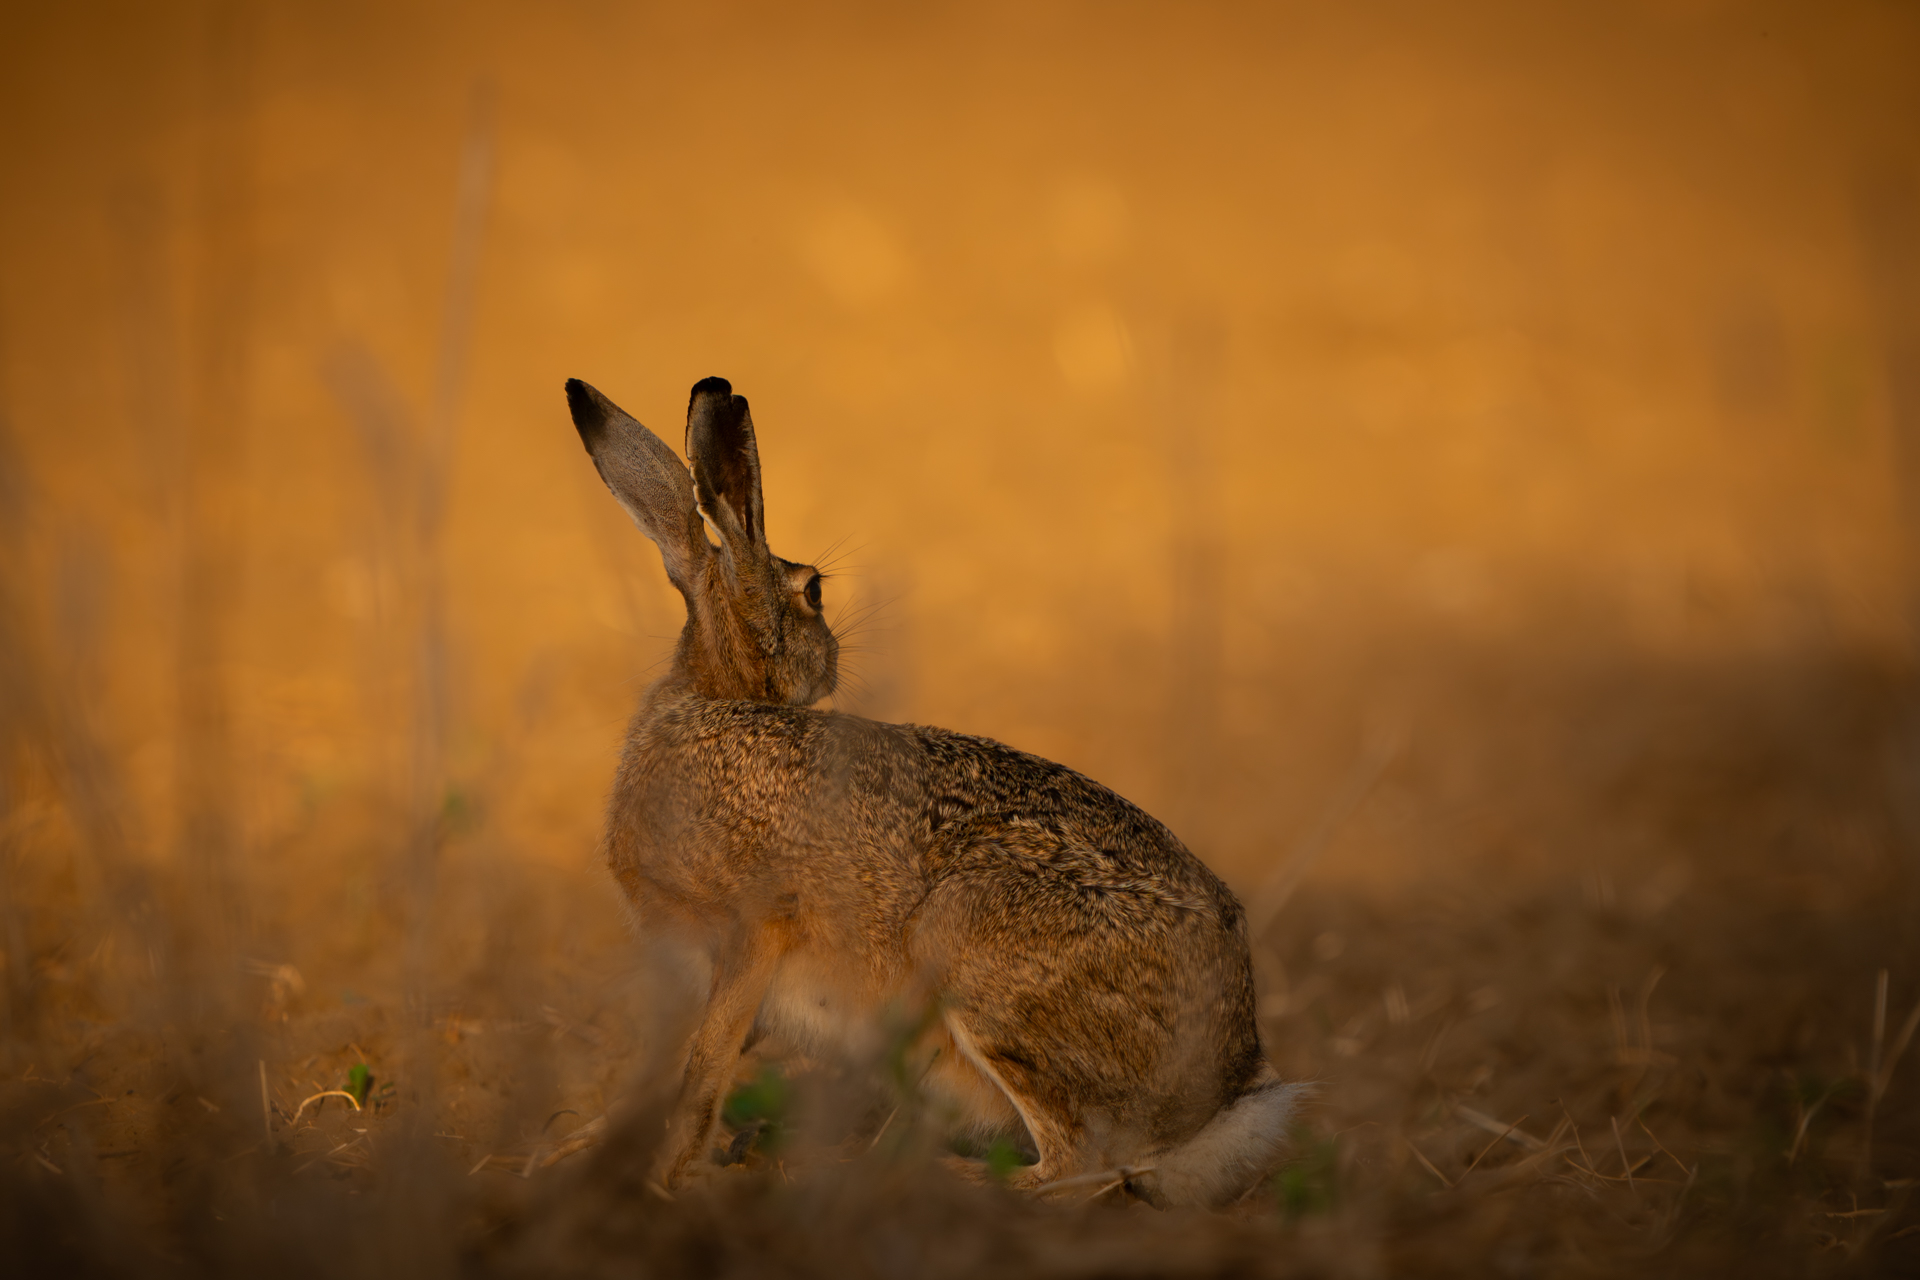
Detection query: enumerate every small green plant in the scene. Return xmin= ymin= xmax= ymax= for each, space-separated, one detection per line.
xmin=721 ymin=1066 xmax=791 ymax=1155
xmin=1272 ymin=1128 xmax=1338 ymax=1219
xmin=985 ymin=1136 xmax=1029 ymax=1182
xmin=346 ymin=1063 xmax=373 ymax=1107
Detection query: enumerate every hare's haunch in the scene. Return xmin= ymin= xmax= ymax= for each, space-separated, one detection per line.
xmin=567 ymin=377 xmax=1300 ymax=1206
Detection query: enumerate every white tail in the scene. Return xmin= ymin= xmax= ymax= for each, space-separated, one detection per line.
xmin=1133 ymin=1069 xmax=1310 ymax=1207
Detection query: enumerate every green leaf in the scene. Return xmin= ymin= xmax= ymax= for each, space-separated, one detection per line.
xmin=722 ymin=1066 xmax=790 ymax=1131
xmin=986 ymin=1137 xmax=1028 ymax=1182
xmin=346 ymin=1063 xmax=372 ymax=1107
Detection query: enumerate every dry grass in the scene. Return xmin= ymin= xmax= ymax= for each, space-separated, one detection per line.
xmin=3 ymin=648 xmax=1917 ymax=1277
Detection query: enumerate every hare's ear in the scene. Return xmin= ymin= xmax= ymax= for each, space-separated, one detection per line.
xmin=566 ymin=379 xmax=708 ymax=594
xmin=685 ymin=376 xmax=765 ymax=556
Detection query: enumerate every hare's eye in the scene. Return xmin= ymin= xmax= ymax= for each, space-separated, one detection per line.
xmin=803 ymin=574 xmax=823 ymax=611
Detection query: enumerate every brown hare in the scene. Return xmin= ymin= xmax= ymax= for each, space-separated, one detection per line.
xmin=566 ymin=376 xmax=1301 ymax=1206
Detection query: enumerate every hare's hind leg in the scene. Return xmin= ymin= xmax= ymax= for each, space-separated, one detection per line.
xmin=655 ymin=927 xmax=783 ymax=1189
xmin=909 ymin=837 xmax=1253 ymax=1198
xmin=938 ymin=1010 xmax=1085 ymax=1189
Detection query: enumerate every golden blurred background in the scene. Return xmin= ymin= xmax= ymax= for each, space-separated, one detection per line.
xmin=4 ymin=0 xmax=1919 ymax=913
xmin=8 ymin=5 xmax=1920 ymax=1270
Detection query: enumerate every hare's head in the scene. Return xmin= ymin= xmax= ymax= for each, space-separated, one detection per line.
xmin=567 ymin=376 xmax=838 ymax=705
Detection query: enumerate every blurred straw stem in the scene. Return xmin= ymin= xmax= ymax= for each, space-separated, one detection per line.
xmin=1864 ymin=968 xmax=1887 ymax=1174
xmin=405 ymin=79 xmax=494 ymax=1016
xmin=1875 ymin=988 xmax=1920 ymax=1105
xmin=1863 ymin=967 xmax=1920 ymax=1176
xmin=1453 ymin=1104 xmax=1546 ymax=1153
xmin=289 ymin=1090 xmax=363 ymax=1126
xmin=1245 ymin=724 xmax=1404 ymax=939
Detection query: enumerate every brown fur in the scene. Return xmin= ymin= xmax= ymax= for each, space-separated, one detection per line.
xmin=565 ymin=376 xmax=1301 ymax=1205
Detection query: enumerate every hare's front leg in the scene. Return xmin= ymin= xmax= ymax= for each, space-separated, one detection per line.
xmin=654 ymin=929 xmax=783 ymax=1189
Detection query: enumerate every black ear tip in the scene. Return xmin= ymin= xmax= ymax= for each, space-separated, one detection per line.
xmin=689 ymin=375 xmax=733 ymax=404
xmin=566 ymin=378 xmax=607 ymax=444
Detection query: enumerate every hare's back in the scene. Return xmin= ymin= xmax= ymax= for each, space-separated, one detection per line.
xmin=905 ymin=725 xmax=1241 ymax=916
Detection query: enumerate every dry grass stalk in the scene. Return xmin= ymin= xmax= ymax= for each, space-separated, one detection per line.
xmin=1032 ymin=1164 xmax=1156 ymax=1195
xmin=289 ymin=1090 xmax=363 ymax=1126
xmin=1244 ymin=728 xmax=1402 ymax=936
xmin=1868 ymin=968 xmax=1891 ymax=1174
xmin=1407 ymin=1140 xmax=1452 ymax=1189
xmin=1876 ymin=990 xmax=1920 ymax=1105
xmin=1454 ymin=1104 xmax=1546 ymax=1153
xmin=1457 ymin=1114 xmax=1527 ymax=1180
xmin=1788 ymin=1073 xmax=1842 ymax=1165
xmin=1611 ymin=1115 xmax=1635 ymax=1193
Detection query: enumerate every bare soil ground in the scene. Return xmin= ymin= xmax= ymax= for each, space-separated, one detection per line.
xmin=4 ymin=657 xmax=1917 ymax=1278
